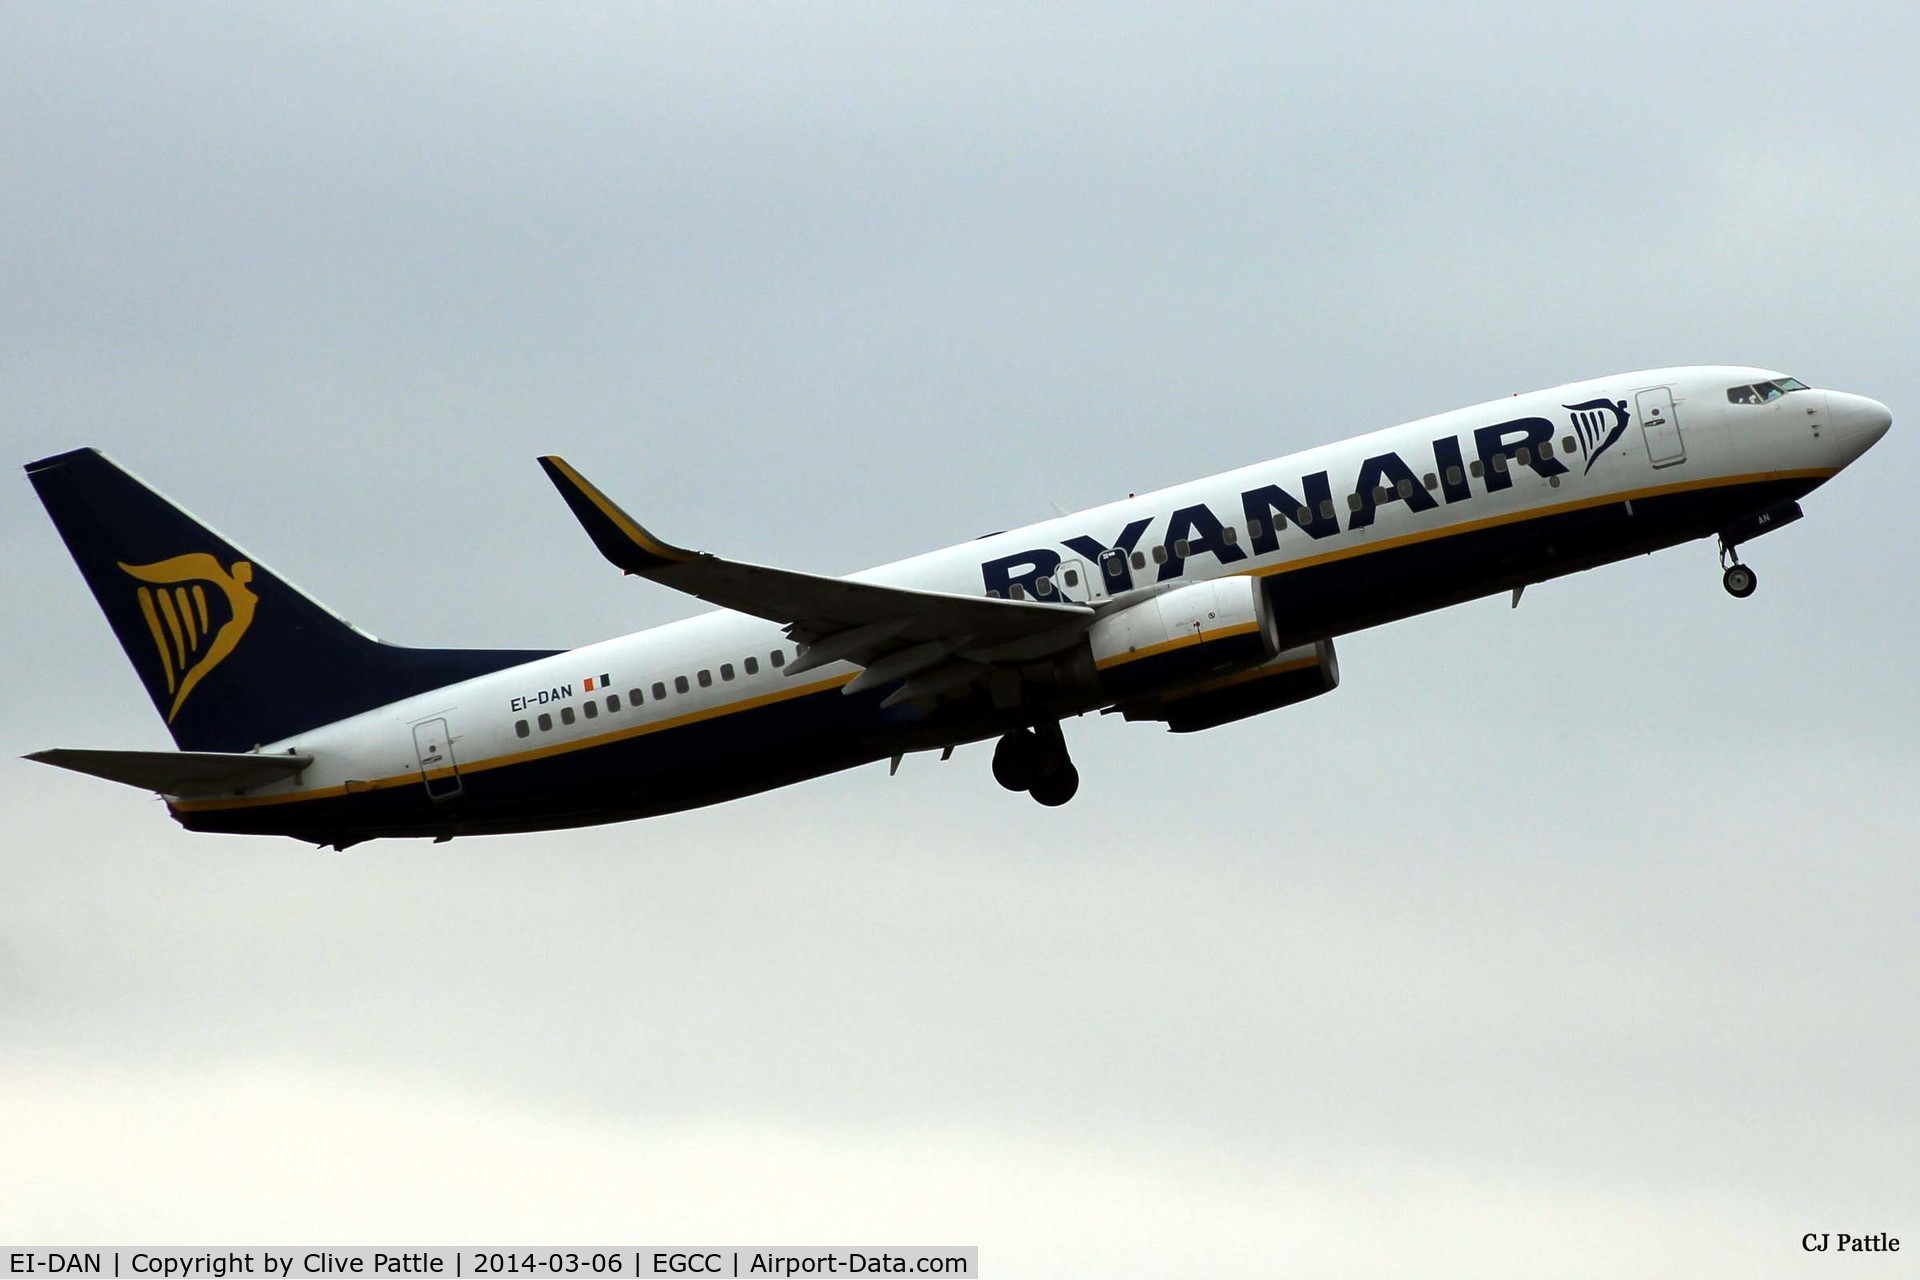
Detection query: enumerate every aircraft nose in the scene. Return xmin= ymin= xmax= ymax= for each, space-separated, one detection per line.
xmin=1826 ymin=391 xmax=1893 ymax=458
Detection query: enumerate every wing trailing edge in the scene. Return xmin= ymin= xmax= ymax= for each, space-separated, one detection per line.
xmin=537 ymin=456 xmax=1093 ymax=677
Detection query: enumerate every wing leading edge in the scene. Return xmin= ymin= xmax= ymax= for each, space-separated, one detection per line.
xmin=537 ymin=455 xmax=1094 ymax=702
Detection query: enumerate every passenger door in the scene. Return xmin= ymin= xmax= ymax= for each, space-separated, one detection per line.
xmin=1636 ymin=387 xmax=1686 ymax=468
xmin=412 ymin=717 xmax=463 ymax=801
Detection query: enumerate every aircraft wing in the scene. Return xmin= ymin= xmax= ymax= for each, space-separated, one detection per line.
xmin=539 ymin=456 xmax=1093 ymax=698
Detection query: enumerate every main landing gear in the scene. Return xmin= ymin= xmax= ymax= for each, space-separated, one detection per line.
xmin=1718 ymin=534 xmax=1758 ymax=599
xmin=992 ymin=722 xmax=1080 ymax=807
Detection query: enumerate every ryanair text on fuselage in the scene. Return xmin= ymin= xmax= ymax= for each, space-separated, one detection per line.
xmin=981 ymin=414 xmax=1572 ymax=597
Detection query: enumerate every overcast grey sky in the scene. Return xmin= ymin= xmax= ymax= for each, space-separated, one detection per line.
xmin=3 ymin=3 xmax=1915 ymax=1275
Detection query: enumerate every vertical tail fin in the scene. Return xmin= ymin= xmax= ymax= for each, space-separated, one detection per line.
xmin=26 ymin=448 xmax=555 ymax=752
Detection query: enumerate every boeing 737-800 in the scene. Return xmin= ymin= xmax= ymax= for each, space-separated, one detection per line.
xmin=25 ymin=366 xmax=1890 ymax=848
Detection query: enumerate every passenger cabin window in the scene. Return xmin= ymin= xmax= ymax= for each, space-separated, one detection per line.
xmin=1562 ymin=436 xmax=1576 ymax=453
xmin=629 ymin=687 xmax=644 ymax=705
xmin=515 ymin=719 xmax=530 ymax=738
xmin=1151 ymin=545 xmax=1168 ymax=564
xmin=1515 ymin=447 xmax=1531 ymax=466
xmin=771 ymin=650 xmax=786 ymax=668
xmin=560 ymin=706 xmax=575 ymax=726
xmin=1174 ymin=539 xmax=1190 ymax=557
xmin=674 ymin=675 xmax=690 ymax=694
xmin=1062 ymin=568 xmax=1079 ymax=587
xmin=538 ymin=713 xmax=553 ymax=732
xmin=697 ymin=669 xmax=712 ymax=688
xmin=1104 ymin=552 xmax=1125 ymax=577
xmin=1423 ymin=473 xmax=1438 ymax=490
xmin=653 ymin=681 xmax=667 ymax=700
xmin=744 ymin=656 xmax=759 ymax=675
xmin=1318 ymin=499 xmax=1336 ymax=520
xmin=1447 ymin=466 xmax=1463 ymax=486
xmin=1221 ymin=526 xmax=1238 ymax=545
xmin=606 ymin=693 xmax=621 ymax=712
xmin=1132 ymin=551 xmax=1147 ymax=570
xmin=1249 ymin=518 xmax=1267 ymax=540
xmin=721 ymin=663 xmax=735 ymax=681
xmin=583 ymin=701 xmax=598 ymax=719
xmin=1470 ymin=460 xmax=1484 ymax=478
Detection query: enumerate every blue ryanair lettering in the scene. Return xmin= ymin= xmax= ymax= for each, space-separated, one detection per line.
xmin=1432 ymin=436 xmax=1472 ymax=503
xmin=1347 ymin=451 xmax=1438 ymax=529
xmin=1474 ymin=417 xmax=1567 ymax=491
xmin=1241 ymin=473 xmax=1338 ymax=549
xmin=1064 ymin=518 xmax=1153 ymax=593
xmin=1158 ymin=503 xmax=1248 ymax=581
xmin=978 ymin=413 xmax=1590 ymax=592
xmin=980 ymin=547 xmax=1063 ymax=599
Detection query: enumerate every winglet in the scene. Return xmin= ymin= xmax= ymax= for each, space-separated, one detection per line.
xmin=538 ymin=455 xmax=697 ymax=575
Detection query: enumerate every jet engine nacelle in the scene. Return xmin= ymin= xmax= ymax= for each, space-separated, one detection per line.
xmin=1118 ymin=637 xmax=1340 ymax=732
xmin=1087 ymin=575 xmax=1278 ymax=699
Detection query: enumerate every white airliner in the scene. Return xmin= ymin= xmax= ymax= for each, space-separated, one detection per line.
xmin=25 ymin=366 xmax=1890 ymax=848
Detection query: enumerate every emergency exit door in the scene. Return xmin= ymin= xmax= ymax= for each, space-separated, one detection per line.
xmin=1053 ymin=556 xmax=1100 ymax=602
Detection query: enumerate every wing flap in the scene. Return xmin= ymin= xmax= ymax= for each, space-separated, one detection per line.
xmin=26 ymin=747 xmax=313 ymax=797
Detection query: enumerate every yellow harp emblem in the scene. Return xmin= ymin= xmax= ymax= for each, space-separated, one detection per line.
xmin=119 ymin=554 xmax=259 ymax=722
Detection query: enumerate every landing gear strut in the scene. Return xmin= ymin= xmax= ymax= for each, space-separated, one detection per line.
xmin=1718 ymin=535 xmax=1758 ymax=599
xmin=992 ymin=723 xmax=1079 ymax=806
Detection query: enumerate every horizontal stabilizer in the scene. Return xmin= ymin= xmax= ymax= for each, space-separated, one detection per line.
xmin=25 ymin=747 xmax=313 ymax=797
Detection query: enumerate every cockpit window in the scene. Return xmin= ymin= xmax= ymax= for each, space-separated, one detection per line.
xmin=1728 ymin=377 xmax=1809 ymax=404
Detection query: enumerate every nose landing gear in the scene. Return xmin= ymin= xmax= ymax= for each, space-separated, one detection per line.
xmin=991 ymin=722 xmax=1080 ymax=806
xmin=1718 ymin=534 xmax=1759 ymax=599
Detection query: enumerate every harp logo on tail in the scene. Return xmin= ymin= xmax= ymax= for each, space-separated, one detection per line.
xmin=119 ymin=554 xmax=259 ymax=722
xmin=1564 ymin=398 xmax=1631 ymax=474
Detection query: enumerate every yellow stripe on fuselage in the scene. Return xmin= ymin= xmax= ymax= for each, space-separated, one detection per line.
xmin=171 ymin=672 xmax=855 ymax=812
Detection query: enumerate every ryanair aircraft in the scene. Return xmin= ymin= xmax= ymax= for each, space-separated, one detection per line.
xmin=25 ymin=366 xmax=1890 ymax=849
